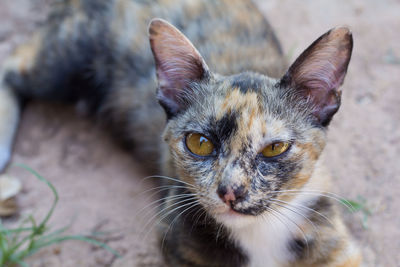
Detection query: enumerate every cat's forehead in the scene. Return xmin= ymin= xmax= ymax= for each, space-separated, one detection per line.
xmin=174 ymin=72 xmax=309 ymax=145
xmin=212 ymin=72 xmax=277 ymax=120
xmin=223 ymin=72 xmax=268 ymax=94
xmin=184 ymin=72 xmax=296 ymax=145
xmin=215 ymin=88 xmax=289 ymax=143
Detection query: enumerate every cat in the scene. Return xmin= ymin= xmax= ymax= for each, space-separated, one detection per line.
xmin=0 ymin=0 xmax=361 ymax=266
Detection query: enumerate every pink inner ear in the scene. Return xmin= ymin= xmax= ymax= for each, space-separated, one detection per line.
xmin=149 ymin=19 xmax=208 ymax=97
xmin=283 ymin=27 xmax=353 ymax=125
xmin=157 ymin=53 xmax=205 ymax=92
xmin=289 ymin=28 xmax=352 ymax=94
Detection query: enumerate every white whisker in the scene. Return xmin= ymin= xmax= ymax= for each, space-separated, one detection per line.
xmin=160 ymin=202 xmax=202 ymax=250
xmin=270 ymin=198 xmax=334 ymax=227
xmin=139 ymin=184 xmax=192 ymax=197
xmin=141 ymin=196 xmax=197 ymax=238
xmin=143 ymin=175 xmax=197 ymax=189
xmin=139 ymin=193 xmax=197 ymax=217
xmin=265 ymin=206 xmax=310 ymax=254
xmin=269 ymin=189 xmax=354 ymax=211
xmin=269 ymin=200 xmax=319 ymax=237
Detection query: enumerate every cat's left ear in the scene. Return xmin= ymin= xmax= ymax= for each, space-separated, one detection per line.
xmin=148 ymin=18 xmax=210 ymax=117
xmin=279 ymin=27 xmax=353 ymax=126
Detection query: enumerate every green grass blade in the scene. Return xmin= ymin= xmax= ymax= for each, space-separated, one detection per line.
xmin=10 ymin=258 xmax=29 ymax=267
xmin=1 ymin=165 xmax=120 ymax=265
xmin=0 ymin=227 xmax=35 ymax=234
xmin=14 ymin=164 xmax=59 ymax=228
xmin=341 ymin=199 xmax=363 ymax=212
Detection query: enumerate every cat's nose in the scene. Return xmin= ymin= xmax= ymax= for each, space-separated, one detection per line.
xmin=217 ymin=184 xmax=246 ymax=205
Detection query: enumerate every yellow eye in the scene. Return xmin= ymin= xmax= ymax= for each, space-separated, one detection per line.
xmin=261 ymin=142 xmax=290 ymax=157
xmin=185 ymin=133 xmax=215 ymax=156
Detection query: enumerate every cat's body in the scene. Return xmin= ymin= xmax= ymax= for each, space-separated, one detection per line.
xmin=0 ymin=0 xmax=360 ymax=266
xmin=0 ymin=0 xmax=284 ymax=171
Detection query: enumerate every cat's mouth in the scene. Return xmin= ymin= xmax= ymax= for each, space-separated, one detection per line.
xmin=213 ymin=204 xmax=264 ymax=228
xmin=230 ymin=205 xmax=264 ymax=216
xmin=214 ymin=201 xmax=265 ymax=217
xmin=214 ymin=205 xmax=246 ymax=219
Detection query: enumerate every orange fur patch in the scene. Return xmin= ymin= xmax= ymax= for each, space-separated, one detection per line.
xmin=336 ymin=253 xmax=362 ymax=267
xmin=13 ymin=34 xmax=41 ymax=74
xmin=297 ymin=142 xmax=319 ymax=161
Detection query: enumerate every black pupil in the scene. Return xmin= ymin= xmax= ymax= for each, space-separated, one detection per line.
xmin=199 ymin=136 xmax=207 ymax=146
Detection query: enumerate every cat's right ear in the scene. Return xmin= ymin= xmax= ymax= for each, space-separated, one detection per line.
xmin=148 ymin=18 xmax=210 ymax=117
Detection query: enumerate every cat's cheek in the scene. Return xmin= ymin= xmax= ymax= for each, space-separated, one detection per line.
xmin=170 ymin=147 xmax=217 ymax=191
xmin=300 ymin=128 xmax=326 ymax=153
xmin=274 ymin=142 xmax=321 ymax=196
xmin=296 ymin=141 xmax=323 ymax=162
xmin=166 ymin=135 xmax=197 ymax=185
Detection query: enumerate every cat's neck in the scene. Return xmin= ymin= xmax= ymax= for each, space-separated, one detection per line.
xmin=227 ymin=158 xmax=331 ymax=267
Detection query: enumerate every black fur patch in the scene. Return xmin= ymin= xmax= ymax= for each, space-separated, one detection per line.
xmin=206 ymin=112 xmax=238 ymax=147
xmin=5 ymin=17 xmax=114 ymax=113
xmin=216 ymin=113 xmax=238 ymax=142
xmin=288 ymin=238 xmax=313 ymax=260
xmin=230 ymin=72 xmax=264 ymax=93
xmin=308 ymin=196 xmax=334 ymax=225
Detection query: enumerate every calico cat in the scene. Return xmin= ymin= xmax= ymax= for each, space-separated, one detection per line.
xmin=0 ymin=0 xmax=360 ymax=266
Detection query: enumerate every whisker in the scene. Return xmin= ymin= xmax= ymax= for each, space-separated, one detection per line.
xmin=181 ymin=202 xmax=203 ymax=227
xmin=148 ymin=199 xmax=200 ymax=242
xmin=260 ymin=212 xmax=279 ymax=239
xmin=270 ymin=190 xmax=355 ymax=212
xmin=265 ymin=206 xmax=310 ymax=255
xmin=160 ymin=202 xmax=202 ymax=250
xmin=263 ymin=207 xmax=293 ymax=234
xmin=191 ymin=207 xmax=209 ymax=234
xmin=270 ymin=198 xmax=334 ymax=227
xmin=143 ymin=187 xmax=193 ymax=209
xmin=139 ymin=184 xmax=193 ymax=197
xmin=139 ymin=193 xmax=198 ymax=217
xmin=141 ymin=196 xmax=198 ymax=237
xmin=143 ymin=175 xmax=197 ymax=189
xmin=215 ymin=223 xmax=224 ymax=243
xmin=269 ymin=200 xmax=319 ymax=237
xmin=188 ymin=206 xmax=205 ymax=233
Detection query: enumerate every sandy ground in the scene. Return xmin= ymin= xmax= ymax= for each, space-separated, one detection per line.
xmin=0 ymin=0 xmax=399 ymax=266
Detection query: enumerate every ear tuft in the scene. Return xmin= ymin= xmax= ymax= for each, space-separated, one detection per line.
xmin=148 ymin=18 xmax=209 ymax=117
xmin=280 ymin=26 xmax=353 ymax=126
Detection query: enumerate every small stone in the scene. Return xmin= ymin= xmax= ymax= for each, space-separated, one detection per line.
xmin=0 ymin=174 xmax=22 ymax=200
xmin=0 ymin=174 xmax=22 ymax=216
xmin=0 ymin=198 xmax=18 ymax=216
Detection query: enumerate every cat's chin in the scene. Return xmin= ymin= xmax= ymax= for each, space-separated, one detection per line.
xmin=213 ymin=206 xmax=258 ymax=229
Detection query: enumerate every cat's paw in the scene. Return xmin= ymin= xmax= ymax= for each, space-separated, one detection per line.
xmin=0 ymin=147 xmax=11 ymax=172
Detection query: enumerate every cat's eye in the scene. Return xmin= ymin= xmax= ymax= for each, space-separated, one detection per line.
xmin=261 ymin=142 xmax=290 ymax=158
xmin=185 ymin=133 xmax=215 ymax=157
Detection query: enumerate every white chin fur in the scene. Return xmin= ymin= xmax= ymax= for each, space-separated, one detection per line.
xmin=212 ymin=205 xmax=259 ymax=229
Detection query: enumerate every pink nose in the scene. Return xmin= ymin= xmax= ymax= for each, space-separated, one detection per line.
xmin=217 ymin=185 xmax=246 ymax=204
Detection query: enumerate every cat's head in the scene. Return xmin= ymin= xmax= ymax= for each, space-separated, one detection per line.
xmin=149 ymin=19 xmax=353 ymax=227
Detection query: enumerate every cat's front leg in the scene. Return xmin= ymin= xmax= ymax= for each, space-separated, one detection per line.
xmin=289 ymin=207 xmax=362 ymax=267
xmin=0 ymin=85 xmax=20 ymax=172
xmin=0 ymin=31 xmax=45 ymax=172
xmin=327 ymin=240 xmax=362 ymax=267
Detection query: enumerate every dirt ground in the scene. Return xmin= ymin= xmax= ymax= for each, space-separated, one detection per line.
xmin=0 ymin=0 xmax=399 ymax=266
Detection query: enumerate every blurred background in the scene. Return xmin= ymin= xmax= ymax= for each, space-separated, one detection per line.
xmin=0 ymin=0 xmax=399 ymax=266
